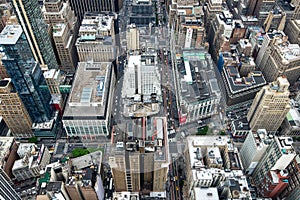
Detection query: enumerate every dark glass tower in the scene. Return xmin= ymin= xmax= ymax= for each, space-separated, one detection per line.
xmin=0 ymin=25 xmax=52 ymax=122
xmin=12 ymin=0 xmax=59 ymax=70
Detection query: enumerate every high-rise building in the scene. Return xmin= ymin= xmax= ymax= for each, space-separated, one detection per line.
xmin=76 ymin=13 xmax=116 ymax=62
xmin=247 ymin=76 xmax=290 ymax=132
xmin=204 ymin=0 xmax=223 ymax=33
xmin=0 ymin=79 xmax=33 ymax=137
xmin=0 ymin=25 xmax=53 ymax=123
xmin=240 ymin=129 xmax=272 ymax=175
xmin=129 ymin=0 xmax=155 ymax=27
xmin=12 ymin=0 xmax=59 ymax=71
xmin=69 ymin=0 xmax=116 ymax=22
xmin=109 ymin=117 xmax=169 ymax=195
xmin=279 ymin=155 xmax=300 ymax=200
xmin=0 ymin=168 xmax=21 ymax=200
xmin=42 ymin=0 xmax=77 ymax=30
xmin=126 ymin=24 xmax=140 ymax=51
xmin=52 ymin=23 xmax=78 ymax=73
xmin=284 ymin=19 xmax=300 ymax=45
xmin=263 ymin=7 xmax=286 ymax=32
xmin=246 ymin=0 xmax=275 ymax=23
xmin=42 ymin=0 xmax=78 ymax=73
xmin=252 ymin=136 xmax=296 ymax=196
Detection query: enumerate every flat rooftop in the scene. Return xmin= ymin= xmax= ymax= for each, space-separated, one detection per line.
xmin=71 ymin=151 xmax=102 ymax=170
xmin=223 ymin=65 xmax=266 ymax=94
xmin=178 ymin=50 xmax=220 ymax=103
xmin=0 ymin=25 xmax=22 ymax=45
xmin=193 ymin=187 xmax=219 ymax=200
xmin=64 ymin=62 xmax=112 ymax=118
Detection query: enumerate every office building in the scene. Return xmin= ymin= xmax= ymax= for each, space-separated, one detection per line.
xmin=12 ymin=0 xmax=59 ymax=71
xmin=240 ymin=129 xmax=272 ymax=175
xmin=42 ymin=0 xmax=78 ymax=73
xmin=69 ymin=0 xmax=116 ymax=22
xmin=177 ymin=15 xmax=205 ymax=49
xmin=0 ymin=137 xmax=19 ymax=180
xmin=129 ymin=0 xmax=155 ymax=26
xmin=0 ymin=168 xmax=21 ymax=200
xmin=174 ymin=51 xmax=221 ymax=124
xmin=219 ymin=51 xmax=266 ymax=106
xmin=279 ymin=155 xmax=300 ymax=200
xmin=0 ymin=79 xmax=33 ymax=137
xmin=109 ymin=117 xmax=169 ymax=195
xmin=63 ymin=61 xmax=115 ymax=140
xmin=252 ymin=136 xmax=296 ymax=187
xmin=277 ymin=0 xmax=300 ymax=20
xmin=122 ymin=54 xmax=161 ymax=117
xmin=126 ymin=24 xmax=140 ymax=51
xmin=42 ymin=0 xmax=77 ymax=30
xmin=0 ymin=25 xmax=53 ymax=123
xmin=53 ymin=23 xmax=78 ymax=72
xmin=263 ymin=7 xmax=286 ymax=32
xmin=204 ymin=0 xmax=222 ymax=33
xmin=284 ymin=19 xmax=300 ymax=45
xmin=76 ymin=13 xmax=116 ymax=62
xmin=43 ymin=69 xmax=61 ymax=95
xmin=247 ymin=77 xmax=291 ymax=132
xmin=256 ymin=31 xmax=300 ymax=85
xmin=246 ymin=0 xmax=275 ymax=24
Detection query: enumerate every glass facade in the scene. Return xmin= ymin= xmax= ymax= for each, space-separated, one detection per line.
xmin=1 ymin=31 xmax=53 ymax=123
xmin=14 ymin=0 xmax=59 ymax=70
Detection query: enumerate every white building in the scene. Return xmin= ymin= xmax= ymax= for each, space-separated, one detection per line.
xmin=76 ymin=13 xmax=116 ymax=62
xmin=63 ymin=61 xmax=115 ymax=140
xmin=240 ymin=129 xmax=272 ymax=175
xmin=122 ymin=54 xmax=161 ymax=117
xmin=12 ymin=144 xmax=50 ymax=181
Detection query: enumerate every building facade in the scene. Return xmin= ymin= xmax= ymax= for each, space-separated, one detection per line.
xmin=12 ymin=0 xmax=59 ymax=70
xmin=0 ymin=25 xmax=53 ymax=123
xmin=63 ymin=62 xmax=115 ymax=140
xmin=247 ymin=77 xmax=291 ymax=132
xmin=76 ymin=13 xmax=116 ymax=63
xmin=0 ymin=168 xmax=21 ymax=200
xmin=0 ymin=79 xmax=33 ymax=137
xmin=69 ymin=0 xmax=116 ymax=21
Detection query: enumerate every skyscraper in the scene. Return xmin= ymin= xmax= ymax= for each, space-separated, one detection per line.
xmin=12 ymin=0 xmax=59 ymax=71
xmin=69 ymin=0 xmax=116 ymax=22
xmin=247 ymin=76 xmax=290 ymax=132
xmin=0 ymin=25 xmax=53 ymax=123
xmin=0 ymin=79 xmax=33 ymax=138
xmin=0 ymin=168 xmax=21 ymax=200
xmin=42 ymin=0 xmax=79 ymax=73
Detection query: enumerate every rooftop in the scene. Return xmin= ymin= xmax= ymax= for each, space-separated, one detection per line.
xmin=71 ymin=151 xmax=102 ymax=170
xmin=178 ymin=50 xmax=220 ymax=104
xmin=63 ymin=62 xmax=112 ymax=117
xmin=0 ymin=25 xmax=22 ymax=45
xmin=186 ymin=136 xmax=229 ymax=169
xmin=193 ymin=187 xmax=219 ymax=200
xmin=0 ymin=137 xmax=14 ymax=164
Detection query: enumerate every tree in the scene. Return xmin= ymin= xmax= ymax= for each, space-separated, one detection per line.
xmin=28 ymin=136 xmax=38 ymax=143
xmin=71 ymin=148 xmax=89 ymax=158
